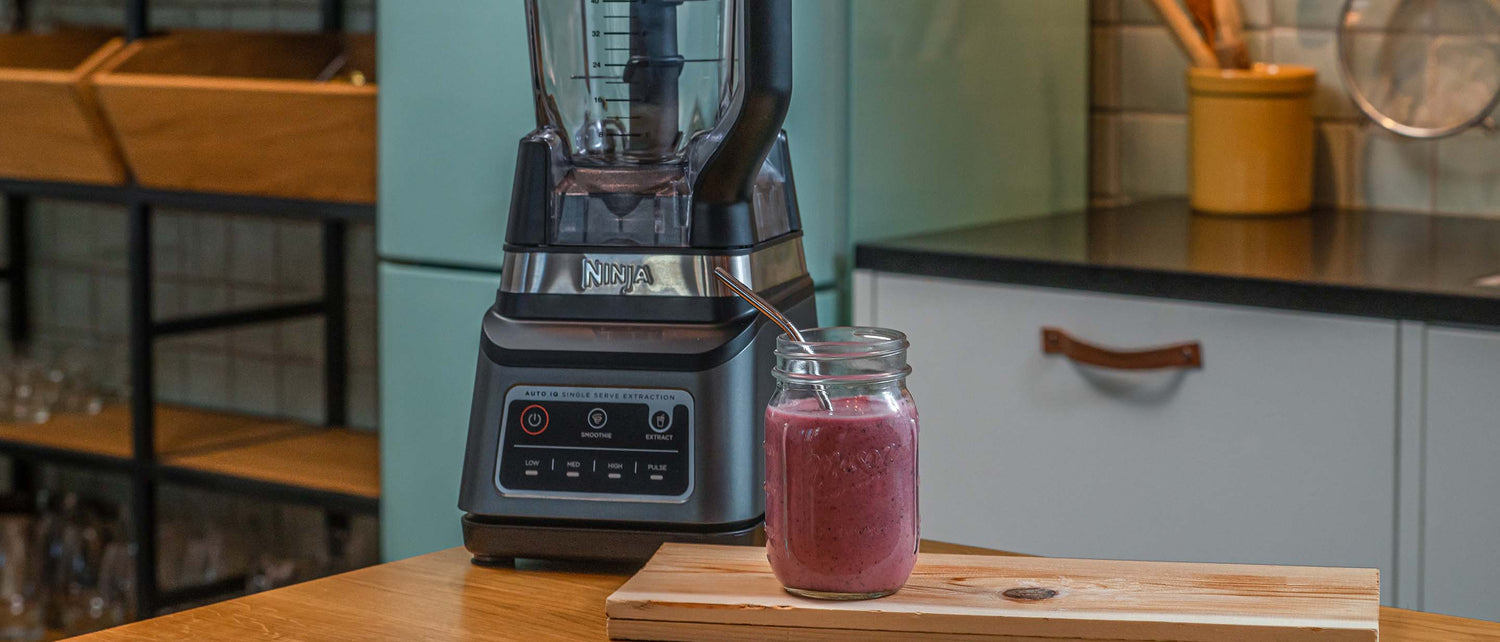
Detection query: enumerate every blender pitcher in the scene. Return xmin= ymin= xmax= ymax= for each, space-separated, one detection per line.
xmin=459 ymin=0 xmax=814 ymax=564
xmin=515 ymin=0 xmax=796 ymax=249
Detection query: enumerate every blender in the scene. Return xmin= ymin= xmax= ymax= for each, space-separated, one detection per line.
xmin=458 ymin=0 xmax=814 ymax=562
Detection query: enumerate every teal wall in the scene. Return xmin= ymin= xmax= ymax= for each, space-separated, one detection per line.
xmin=378 ymin=0 xmax=530 ymax=270
xmin=378 ymin=264 xmax=500 ymax=560
xmin=849 ymin=1 xmax=1089 ymax=243
xmin=377 ymin=0 xmax=1088 ymax=560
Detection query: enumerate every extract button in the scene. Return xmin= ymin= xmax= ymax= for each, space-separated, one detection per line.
xmin=650 ymin=410 xmax=672 ymax=433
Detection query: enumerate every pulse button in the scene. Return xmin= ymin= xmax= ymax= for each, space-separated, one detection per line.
xmin=650 ymin=410 xmax=672 ymax=433
xmin=520 ymin=405 xmax=549 ymax=435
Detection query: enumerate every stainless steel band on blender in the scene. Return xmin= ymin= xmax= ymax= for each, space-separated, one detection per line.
xmin=498 ymin=236 xmax=808 ymax=298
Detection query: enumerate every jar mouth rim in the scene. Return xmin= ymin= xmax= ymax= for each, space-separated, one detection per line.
xmin=772 ymin=367 xmax=912 ymax=385
xmin=775 ymin=326 xmax=909 ymax=360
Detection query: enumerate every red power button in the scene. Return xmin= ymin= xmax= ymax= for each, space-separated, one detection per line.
xmin=519 ymin=405 xmax=549 ymax=435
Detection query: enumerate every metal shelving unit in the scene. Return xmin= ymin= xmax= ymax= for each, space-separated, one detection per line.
xmin=0 ymin=0 xmax=378 ymax=618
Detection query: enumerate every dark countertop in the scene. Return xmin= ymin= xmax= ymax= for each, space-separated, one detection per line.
xmin=855 ymin=199 xmax=1500 ymax=327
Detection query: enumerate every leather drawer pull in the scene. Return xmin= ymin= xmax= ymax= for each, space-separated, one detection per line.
xmin=1041 ymin=327 xmax=1203 ymax=370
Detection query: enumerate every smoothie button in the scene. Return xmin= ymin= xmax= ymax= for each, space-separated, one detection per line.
xmin=587 ymin=408 xmax=608 ymax=429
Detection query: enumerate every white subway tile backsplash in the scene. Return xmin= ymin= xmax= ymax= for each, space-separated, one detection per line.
xmin=229 ymin=286 xmax=278 ymax=357
xmin=1094 ymin=0 xmax=1500 ymax=218
xmin=1435 ymin=0 xmax=1500 ymax=34
xmin=1313 ymin=122 xmax=1359 ymax=207
xmin=186 ymin=352 xmax=232 ymax=409
xmin=193 ymin=7 xmax=231 ymax=28
xmin=93 ymin=275 xmax=129 ymax=339
xmin=54 ymin=272 xmax=94 ymax=332
xmin=53 ymin=208 xmax=94 ymax=265
xmin=349 ymin=308 xmax=376 ymax=369
xmin=1357 ymin=128 xmax=1435 ymax=211
xmin=186 ymin=217 xmax=229 ymax=280
xmin=1273 ymin=0 xmax=1344 ymax=29
xmin=229 ymin=219 xmax=278 ymax=286
xmin=90 ymin=207 xmax=127 ymax=268
xmin=279 ymin=319 xmax=323 ymax=363
xmin=1091 ymin=113 xmax=1122 ymax=199
xmin=150 ymin=6 xmax=194 ymax=29
xmin=273 ymin=8 xmax=321 ymax=32
xmin=181 ymin=285 xmax=230 ymax=350
xmin=347 ymin=224 xmax=376 ymax=298
xmin=1120 ymin=26 xmax=1191 ymax=112
xmin=276 ymin=222 xmax=322 ymax=291
xmin=1119 ymin=0 xmax=1163 ymax=25
xmin=1119 ymin=113 xmax=1189 ymax=197
xmin=1435 ymin=126 xmax=1500 ymax=216
xmin=229 ymin=7 xmax=274 ymax=30
xmin=1093 ymin=0 xmax=1120 ymax=23
xmin=348 ymin=369 xmax=377 ymax=429
xmin=279 ymin=362 xmax=324 ymax=425
xmin=1269 ymin=27 xmax=1360 ymax=119
xmin=1093 ymin=27 xmax=1122 ymax=109
xmin=153 ymin=214 xmax=186 ymax=278
xmin=230 ymin=356 xmax=280 ymax=417
xmin=1241 ymin=0 xmax=1273 ymax=29
xmin=9 ymin=0 xmax=380 ymax=428
xmin=155 ymin=349 xmax=189 ymax=405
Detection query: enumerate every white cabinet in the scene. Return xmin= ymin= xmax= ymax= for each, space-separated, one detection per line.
xmin=1422 ymin=326 xmax=1500 ymax=622
xmin=856 ymin=271 xmax=1399 ymax=601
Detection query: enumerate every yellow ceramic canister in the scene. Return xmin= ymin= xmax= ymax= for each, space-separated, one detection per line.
xmin=1187 ymin=64 xmax=1317 ymax=215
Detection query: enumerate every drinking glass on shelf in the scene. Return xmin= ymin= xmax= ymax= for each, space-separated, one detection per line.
xmin=0 ymin=504 xmax=43 ymax=642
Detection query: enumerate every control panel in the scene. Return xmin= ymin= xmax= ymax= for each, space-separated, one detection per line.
xmin=495 ymin=386 xmax=692 ymax=501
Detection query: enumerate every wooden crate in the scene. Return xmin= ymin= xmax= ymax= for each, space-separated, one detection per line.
xmin=94 ymin=31 xmax=376 ymax=203
xmin=0 ymin=30 xmax=128 ymax=185
xmin=607 ymin=543 xmax=1381 ymax=641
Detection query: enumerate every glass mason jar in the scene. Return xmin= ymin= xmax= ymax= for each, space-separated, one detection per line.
xmin=764 ymin=327 xmax=919 ymax=600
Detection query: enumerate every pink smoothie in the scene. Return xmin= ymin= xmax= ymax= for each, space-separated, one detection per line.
xmin=764 ymin=395 xmax=919 ymax=596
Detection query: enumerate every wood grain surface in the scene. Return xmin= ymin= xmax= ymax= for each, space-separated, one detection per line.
xmin=94 ymin=31 xmax=376 ymax=203
xmin=0 ymin=30 xmax=128 ymax=184
xmin=64 ymin=543 xmax=1500 ymax=642
xmin=0 ymin=405 xmax=307 ymax=459
xmin=165 ymin=428 xmax=379 ymax=498
xmin=607 ymin=543 xmax=1379 ymax=641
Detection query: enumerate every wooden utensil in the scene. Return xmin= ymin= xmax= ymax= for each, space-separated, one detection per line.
xmin=607 ymin=543 xmax=1380 ymax=641
xmin=1214 ymin=0 xmax=1253 ymax=69
xmin=1186 ymin=0 xmax=1217 ymax=58
xmin=1146 ymin=0 xmax=1219 ymax=68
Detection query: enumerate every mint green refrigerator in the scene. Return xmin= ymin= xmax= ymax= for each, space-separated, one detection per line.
xmin=378 ymin=0 xmax=1087 ymax=560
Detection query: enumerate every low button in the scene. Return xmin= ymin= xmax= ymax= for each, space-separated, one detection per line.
xmin=587 ymin=408 xmax=608 ymax=429
xmin=650 ymin=410 xmax=672 ymax=433
xmin=520 ymin=405 xmax=549 ymax=436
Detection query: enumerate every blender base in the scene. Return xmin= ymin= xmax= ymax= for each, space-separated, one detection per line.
xmin=461 ymin=514 xmax=764 ymax=564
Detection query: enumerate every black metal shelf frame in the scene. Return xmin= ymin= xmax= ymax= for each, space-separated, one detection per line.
xmin=0 ymin=0 xmax=372 ymax=618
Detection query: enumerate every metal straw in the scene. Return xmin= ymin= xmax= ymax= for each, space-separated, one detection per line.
xmin=713 ymin=268 xmax=833 ymax=411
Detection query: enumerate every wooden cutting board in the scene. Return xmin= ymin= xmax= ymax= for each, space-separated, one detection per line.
xmin=606 ymin=544 xmax=1379 ymax=641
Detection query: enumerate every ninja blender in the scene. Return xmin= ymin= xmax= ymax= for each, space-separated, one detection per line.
xmin=458 ymin=0 xmax=814 ymax=562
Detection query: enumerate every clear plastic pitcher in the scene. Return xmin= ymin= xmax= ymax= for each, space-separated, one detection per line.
xmin=527 ymin=0 xmax=738 ymax=165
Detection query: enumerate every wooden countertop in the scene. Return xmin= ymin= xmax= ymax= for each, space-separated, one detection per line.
xmin=74 ymin=542 xmax=1500 ymax=641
